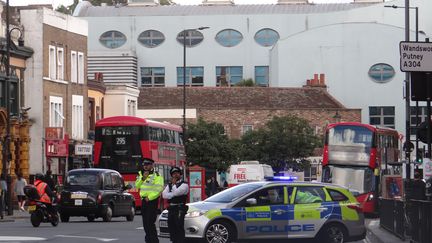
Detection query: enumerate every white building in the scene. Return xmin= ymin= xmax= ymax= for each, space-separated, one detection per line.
xmin=74 ymin=0 xmax=431 ymax=138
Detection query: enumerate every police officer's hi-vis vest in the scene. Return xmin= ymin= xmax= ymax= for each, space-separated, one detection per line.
xmin=135 ymin=170 xmax=164 ymax=201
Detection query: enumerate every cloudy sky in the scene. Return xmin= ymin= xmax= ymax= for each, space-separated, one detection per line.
xmin=9 ymin=0 xmax=358 ymax=8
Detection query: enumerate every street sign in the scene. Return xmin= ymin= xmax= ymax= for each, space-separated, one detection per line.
xmin=400 ymin=41 xmax=432 ymax=72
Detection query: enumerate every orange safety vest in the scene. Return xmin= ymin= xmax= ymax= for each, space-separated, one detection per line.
xmin=34 ymin=180 xmax=51 ymax=204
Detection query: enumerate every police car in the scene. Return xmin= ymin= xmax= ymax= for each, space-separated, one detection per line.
xmin=157 ymin=177 xmax=366 ymax=243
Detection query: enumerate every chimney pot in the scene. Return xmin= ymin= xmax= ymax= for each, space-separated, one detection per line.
xmin=319 ymin=73 xmax=325 ymax=85
xmin=307 ymin=79 xmax=311 ymax=86
xmin=313 ymin=74 xmax=318 ymax=85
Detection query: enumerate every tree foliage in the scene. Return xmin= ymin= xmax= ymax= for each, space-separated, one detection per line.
xmin=239 ymin=115 xmax=321 ymax=173
xmin=186 ymin=118 xmax=238 ymax=171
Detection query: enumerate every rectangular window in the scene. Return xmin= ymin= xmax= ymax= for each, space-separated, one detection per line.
xmin=216 ymin=66 xmax=243 ymax=87
xmin=255 ymin=66 xmax=269 ymax=87
xmin=49 ymin=45 xmax=56 ymax=79
xmin=78 ymin=52 xmax=84 ymax=84
xmin=72 ymin=95 xmax=84 ymax=140
xmin=241 ymin=125 xmax=253 ymax=136
xmin=369 ymin=106 xmax=395 ymax=128
xmin=57 ymin=47 xmax=64 ymax=80
xmin=71 ymin=51 xmax=77 ymax=83
xmin=49 ymin=96 xmax=64 ymax=127
xmin=140 ymin=67 xmax=165 ymax=87
xmin=177 ymin=67 xmax=204 ymax=86
xmin=410 ymin=106 xmax=428 ymax=134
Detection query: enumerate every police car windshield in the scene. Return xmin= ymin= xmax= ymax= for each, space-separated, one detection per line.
xmin=205 ymin=183 xmax=262 ymax=203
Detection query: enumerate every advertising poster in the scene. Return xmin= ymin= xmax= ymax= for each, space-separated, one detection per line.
xmin=190 ymin=187 xmax=202 ymax=202
xmin=382 ymin=175 xmax=404 ymax=199
xmin=190 ymin=171 xmax=202 ymax=187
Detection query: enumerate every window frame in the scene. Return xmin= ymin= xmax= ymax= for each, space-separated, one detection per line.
xmin=215 ymin=29 xmax=243 ymax=47
xmin=216 ymin=66 xmax=243 ymax=87
xmin=254 ymin=28 xmax=280 ymax=47
xmin=138 ymin=30 xmax=165 ymax=48
xmin=49 ymin=96 xmax=64 ymax=127
xmin=140 ymin=67 xmax=165 ymax=87
xmin=255 ymin=66 xmax=269 ymax=87
xmin=176 ymin=30 xmax=205 ymax=47
xmin=49 ymin=45 xmax=56 ymax=80
xmin=177 ymin=66 xmax=204 ymax=86
xmin=368 ymin=63 xmax=395 ymax=83
xmin=72 ymin=95 xmax=84 ymax=140
xmin=78 ymin=52 xmax=85 ymax=84
xmin=71 ymin=51 xmax=77 ymax=83
xmin=369 ymin=106 xmax=395 ymax=128
xmin=99 ymin=30 xmax=127 ymax=49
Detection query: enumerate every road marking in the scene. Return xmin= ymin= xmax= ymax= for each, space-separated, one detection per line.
xmin=0 ymin=236 xmax=46 ymax=241
xmin=55 ymin=235 xmax=118 ymax=242
xmin=136 ymin=226 xmax=143 ymax=230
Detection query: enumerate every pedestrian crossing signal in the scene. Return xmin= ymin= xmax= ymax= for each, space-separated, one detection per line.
xmin=416 ymin=149 xmax=424 ymax=164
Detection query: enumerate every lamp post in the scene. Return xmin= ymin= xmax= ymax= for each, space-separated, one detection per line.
xmin=384 ymin=5 xmax=418 ymax=42
xmin=2 ymin=0 xmax=24 ymax=216
xmin=182 ymin=27 xmax=209 ymax=148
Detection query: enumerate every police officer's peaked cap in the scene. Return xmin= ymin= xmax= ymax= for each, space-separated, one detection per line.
xmin=170 ymin=167 xmax=182 ymax=175
xmin=142 ymin=158 xmax=155 ymax=165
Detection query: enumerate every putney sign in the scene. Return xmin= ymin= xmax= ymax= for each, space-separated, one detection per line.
xmin=400 ymin=42 xmax=432 ymax=72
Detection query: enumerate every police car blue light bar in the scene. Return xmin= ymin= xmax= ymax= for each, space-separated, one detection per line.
xmin=265 ymin=176 xmax=298 ymax=181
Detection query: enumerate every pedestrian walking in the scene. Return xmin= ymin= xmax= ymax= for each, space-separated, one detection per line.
xmin=0 ymin=174 xmax=6 ymax=219
xmin=162 ymin=167 xmax=189 ymax=243
xmin=14 ymin=172 xmax=27 ymax=211
xmin=135 ymin=159 xmax=164 ymax=243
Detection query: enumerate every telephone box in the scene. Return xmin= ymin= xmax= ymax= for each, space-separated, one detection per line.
xmin=188 ymin=165 xmax=206 ymax=202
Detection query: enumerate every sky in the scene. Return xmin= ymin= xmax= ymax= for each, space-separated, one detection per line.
xmin=9 ymin=0 xmax=356 ymax=8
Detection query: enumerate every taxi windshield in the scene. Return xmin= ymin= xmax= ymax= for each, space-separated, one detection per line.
xmin=205 ymin=183 xmax=261 ymax=203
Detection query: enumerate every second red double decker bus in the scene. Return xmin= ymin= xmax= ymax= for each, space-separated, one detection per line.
xmin=322 ymin=122 xmax=400 ymax=214
xmin=94 ymin=116 xmax=185 ymax=209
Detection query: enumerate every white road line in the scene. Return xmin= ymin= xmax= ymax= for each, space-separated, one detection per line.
xmin=136 ymin=226 xmax=143 ymax=230
xmin=55 ymin=235 xmax=118 ymax=242
xmin=0 ymin=236 xmax=46 ymax=241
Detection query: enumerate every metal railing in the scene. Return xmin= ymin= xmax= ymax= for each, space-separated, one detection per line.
xmin=410 ymin=200 xmax=432 ymax=243
xmin=379 ymin=198 xmax=406 ymax=240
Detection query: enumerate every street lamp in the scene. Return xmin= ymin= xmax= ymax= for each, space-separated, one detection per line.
xmin=385 ymin=2 xmax=418 ymax=179
xmin=182 ymin=26 xmax=209 ymax=148
xmin=2 ymin=0 xmax=24 ymax=216
xmin=384 ymin=4 xmax=419 ymax=42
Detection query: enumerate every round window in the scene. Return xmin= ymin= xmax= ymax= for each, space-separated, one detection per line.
xmin=138 ymin=30 xmax=165 ymax=48
xmin=99 ymin=31 xmax=127 ymax=49
xmin=215 ymin=29 xmax=243 ymax=47
xmin=254 ymin=28 xmax=279 ymax=47
xmin=176 ymin=30 xmax=204 ymax=47
xmin=368 ymin=63 xmax=395 ymax=83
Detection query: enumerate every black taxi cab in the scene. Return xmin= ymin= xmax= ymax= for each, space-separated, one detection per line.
xmin=59 ymin=168 xmax=135 ymax=222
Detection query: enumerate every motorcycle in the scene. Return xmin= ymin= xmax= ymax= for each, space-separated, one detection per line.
xmin=24 ymin=185 xmax=59 ymax=227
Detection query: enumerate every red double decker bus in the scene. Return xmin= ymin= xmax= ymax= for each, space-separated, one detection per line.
xmin=322 ymin=122 xmax=400 ymax=214
xmin=94 ymin=116 xmax=185 ymax=209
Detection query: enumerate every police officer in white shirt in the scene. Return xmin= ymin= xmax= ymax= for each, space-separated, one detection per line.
xmin=162 ymin=167 xmax=189 ymax=243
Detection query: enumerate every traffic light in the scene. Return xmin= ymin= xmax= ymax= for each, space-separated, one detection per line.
xmin=416 ymin=148 xmax=424 ymax=164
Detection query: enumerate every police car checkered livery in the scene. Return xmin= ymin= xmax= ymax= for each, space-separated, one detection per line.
xmin=157 ymin=179 xmax=366 ymax=243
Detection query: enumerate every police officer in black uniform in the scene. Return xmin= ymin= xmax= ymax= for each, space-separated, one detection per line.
xmin=162 ymin=167 xmax=189 ymax=243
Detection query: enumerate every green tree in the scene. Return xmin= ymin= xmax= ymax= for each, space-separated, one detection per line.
xmin=159 ymin=0 xmax=174 ymax=5
xmin=236 ymin=78 xmax=256 ymax=87
xmin=240 ymin=115 xmax=321 ymax=173
xmin=186 ymin=118 xmax=238 ymax=171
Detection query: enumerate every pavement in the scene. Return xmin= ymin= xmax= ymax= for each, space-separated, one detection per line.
xmin=0 ymin=208 xmax=30 ymax=222
xmin=1 ymin=210 xmax=407 ymax=243
xmin=366 ymin=218 xmax=406 ymax=243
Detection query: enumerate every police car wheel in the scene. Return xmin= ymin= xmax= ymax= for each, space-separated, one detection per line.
xmin=319 ymin=223 xmax=347 ymax=243
xmin=205 ymin=220 xmax=236 ymax=243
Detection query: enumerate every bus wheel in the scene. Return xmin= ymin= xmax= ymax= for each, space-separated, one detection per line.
xmin=103 ymin=206 xmax=112 ymax=222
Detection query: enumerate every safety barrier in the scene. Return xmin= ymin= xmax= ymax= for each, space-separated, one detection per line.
xmin=379 ymin=198 xmax=405 ymax=240
xmin=410 ymin=200 xmax=432 ymax=243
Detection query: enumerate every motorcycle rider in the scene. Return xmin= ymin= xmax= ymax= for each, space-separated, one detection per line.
xmin=34 ymin=173 xmax=56 ymax=216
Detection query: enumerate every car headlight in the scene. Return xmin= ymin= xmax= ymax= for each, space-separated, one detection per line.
xmin=185 ymin=210 xmax=207 ymax=218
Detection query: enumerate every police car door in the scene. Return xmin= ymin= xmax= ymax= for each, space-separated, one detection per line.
xmin=289 ymin=186 xmax=327 ymax=238
xmin=241 ymin=185 xmax=289 ymax=239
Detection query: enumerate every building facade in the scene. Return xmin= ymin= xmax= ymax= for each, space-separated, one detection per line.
xmin=21 ymin=8 xmax=89 ymax=176
xmin=74 ymin=0 xmax=432 ymax=141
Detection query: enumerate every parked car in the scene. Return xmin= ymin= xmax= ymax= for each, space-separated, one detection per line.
xmin=59 ymin=168 xmax=135 ymax=222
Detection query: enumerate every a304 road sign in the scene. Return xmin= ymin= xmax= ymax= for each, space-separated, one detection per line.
xmin=400 ymin=41 xmax=432 ymax=72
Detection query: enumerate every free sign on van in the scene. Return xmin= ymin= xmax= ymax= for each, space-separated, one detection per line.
xmin=400 ymin=41 xmax=432 ymax=72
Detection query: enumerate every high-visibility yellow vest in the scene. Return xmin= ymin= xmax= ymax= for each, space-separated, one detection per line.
xmin=135 ymin=171 xmax=164 ymax=201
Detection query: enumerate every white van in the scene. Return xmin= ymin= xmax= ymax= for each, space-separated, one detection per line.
xmin=227 ymin=161 xmax=274 ymax=187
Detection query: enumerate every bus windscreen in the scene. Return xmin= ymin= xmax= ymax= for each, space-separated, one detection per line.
xmin=322 ymin=165 xmax=374 ymax=194
xmin=327 ymin=125 xmax=373 ymax=166
xmin=98 ymin=126 xmax=143 ymax=173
